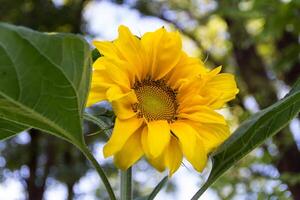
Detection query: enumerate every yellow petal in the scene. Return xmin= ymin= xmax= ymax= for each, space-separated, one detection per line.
xmin=108 ymin=58 xmax=138 ymax=87
xmin=195 ymin=66 xmax=239 ymax=109
xmin=93 ymin=57 xmax=107 ymax=70
xmin=164 ymin=136 xmax=183 ymax=176
xmin=147 ymin=154 xmax=167 ymax=173
xmin=147 ymin=120 xmax=171 ymax=158
xmin=141 ymin=126 xmax=166 ymax=171
xmin=97 ymin=57 xmax=131 ymax=91
xmin=202 ymin=73 xmax=239 ymax=109
xmin=209 ymin=66 xmax=222 ymax=76
xmin=93 ymin=41 xmax=138 ymax=86
xmin=87 ymin=86 xmax=107 ymax=107
xmin=178 ymin=103 xmax=214 ymax=114
xmin=114 ymin=25 xmax=147 ymax=81
xmin=93 ymin=41 xmax=122 ymax=60
xmin=87 ymin=67 xmax=114 ymax=107
xmin=193 ymin=122 xmax=230 ymax=153
xmin=106 ymin=85 xmax=125 ymax=102
xmin=114 ymin=129 xmax=144 ymax=170
xmin=177 ymin=94 xmax=210 ymax=110
xmin=91 ymin=69 xmax=114 ymax=87
xmin=141 ymin=126 xmax=151 ymax=157
xmin=176 ymin=78 xmax=205 ymax=104
xmin=103 ymin=117 xmax=143 ymax=157
xmin=141 ymin=28 xmax=182 ymax=80
xmin=171 ymin=121 xmax=206 ymax=172
xmin=148 ymin=155 xmax=166 ymax=172
xmin=166 ymin=52 xmax=207 ymax=89
xmin=110 ymin=90 xmax=137 ymax=120
xmin=178 ymin=106 xmax=226 ymax=125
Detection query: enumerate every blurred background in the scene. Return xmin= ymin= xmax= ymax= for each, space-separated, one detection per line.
xmin=0 ymin=0 xmax=300 ymax=199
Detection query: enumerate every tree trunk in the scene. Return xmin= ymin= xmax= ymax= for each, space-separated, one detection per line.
xmin=67 ymin=182 xmax=75 ymax=200
xmin=26 ymin=130 xmax=55 ymax=200
xmin=26 ymin=130 xmax=44 ymax=200
xmin=277 ymin=31 xmax=300 ymax=86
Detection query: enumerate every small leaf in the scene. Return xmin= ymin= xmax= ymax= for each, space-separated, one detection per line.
xmin=84 ymin=112 xmax=112 ymax=137
xmin=0 ymin=23 xmax=92 ymax=147
xmin=192 ymin=77 xmax=300 ymax=199
xmin=92 ymin=48 xmax=101 ymax=62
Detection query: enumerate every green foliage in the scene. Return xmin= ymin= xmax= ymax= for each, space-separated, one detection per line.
xmin=92 ymin=48 xmax=101 ymax=62
xmin=0 ymin=119 xmax=28 ymax=140
xmin=0 ymin=23 xmax=118 ymax=200
xmin=192 ymin=77 xmax=300 ymax=199
xmin=0 ymin=23 xmax=91 ymax=147
xmin=84 ymin=112 xmax=112 ymax=138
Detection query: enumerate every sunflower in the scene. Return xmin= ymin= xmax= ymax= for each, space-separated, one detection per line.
xmin=87 ymin=25 xmax=239 ymax=175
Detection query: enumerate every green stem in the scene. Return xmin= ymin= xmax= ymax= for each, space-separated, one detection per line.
xmin=120 ymin=168 xmax=132 ymax=200
xmin=80 ymin=145 xmax=116 ymax=200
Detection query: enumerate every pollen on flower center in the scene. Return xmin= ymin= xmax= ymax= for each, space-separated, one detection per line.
xmin=132 ymin=78 xmax=178 ymax=122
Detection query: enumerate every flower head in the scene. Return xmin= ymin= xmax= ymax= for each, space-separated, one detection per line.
xmin=88 ymin=25 xmax=239 ymax=175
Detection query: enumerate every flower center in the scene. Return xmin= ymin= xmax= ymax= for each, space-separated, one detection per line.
xmin=132 ymin=78 xmax=178 ymax=122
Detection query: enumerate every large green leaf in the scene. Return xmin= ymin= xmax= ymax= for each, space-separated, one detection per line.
xmin=0 ymin=23 xmax=91 ymax=147
xmin=192 ymin=77 xmax=300 ymax=199
xmin=0 ymin=119 xmax=28 ymax=140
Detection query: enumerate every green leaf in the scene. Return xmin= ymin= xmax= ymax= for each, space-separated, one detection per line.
xmin=192 ymin=77 xmax=300 ymax=200
xmin=92 ymin=48 xmax=101 ymax=62
xmin=0 ymin=119 xmax=28 ymax=140
xmin=0 ymin=23 xmax=91 ymax=147
xmin=83 ymin=113 xmax=112 ymax=138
